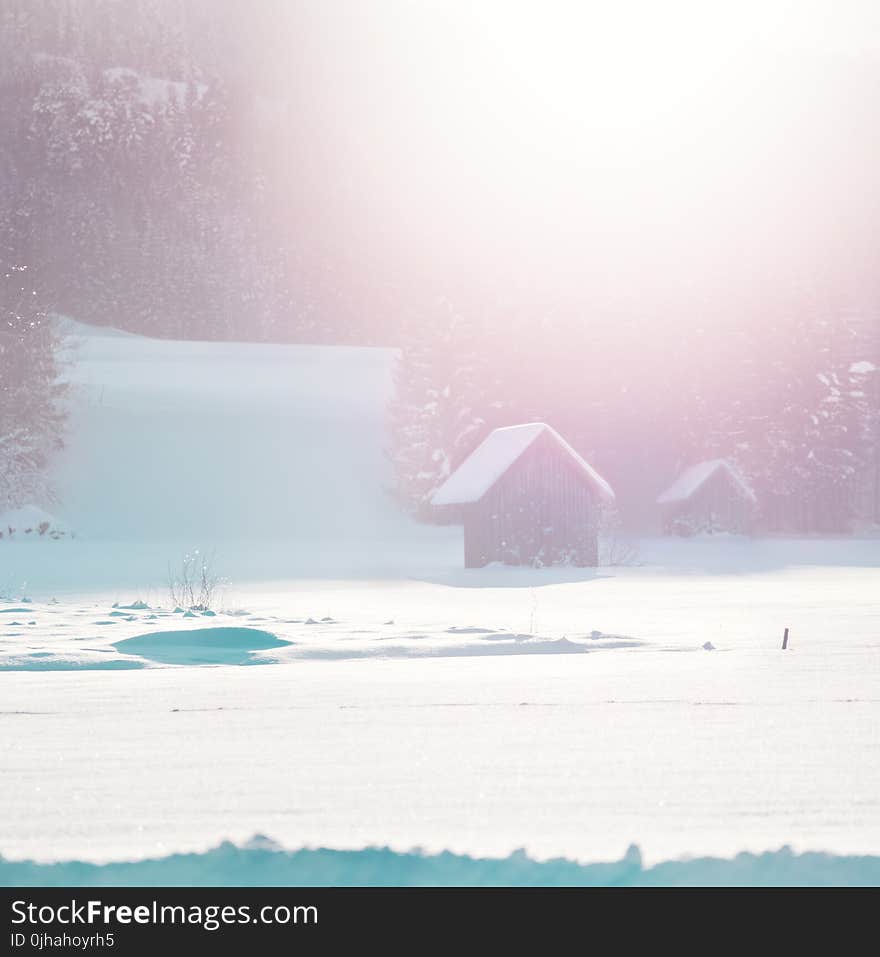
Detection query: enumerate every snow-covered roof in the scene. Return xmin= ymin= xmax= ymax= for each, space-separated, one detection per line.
xmin=657 ymin=459 xmax=756 ymax=505
xmin=431 ymin=423 xmax=615 ymax=507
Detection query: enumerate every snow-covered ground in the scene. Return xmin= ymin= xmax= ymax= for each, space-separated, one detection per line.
xmin=1 ymin=323 xmax=878 ymax=883
xmin=2 ymin=556 xmax=878 ymax=870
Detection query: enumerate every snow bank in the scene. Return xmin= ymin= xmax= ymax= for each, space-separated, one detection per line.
xmin=0 ymin=505 xmax=72 ymax=541
xmin=3 ymin=841 xmax=878 ymax=887
xmin=0 ymin=595 xmax=644 ymax=671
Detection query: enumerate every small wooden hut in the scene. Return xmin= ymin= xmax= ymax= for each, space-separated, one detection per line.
xmin=657 ymin=459 xmax=756 ymax=536
xmin=431 ymin=423 xmax=615 ymax=568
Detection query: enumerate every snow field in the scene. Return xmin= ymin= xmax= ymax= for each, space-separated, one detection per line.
xmin=0 ymin=558 xmax=878 ymax=868
xmin=1 ymin=321 xmax=877 ymax=882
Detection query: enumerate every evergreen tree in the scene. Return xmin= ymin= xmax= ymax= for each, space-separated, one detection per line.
xmin=388 ymin=298 xmax=491 ymax=517
xmin=734 ymin=286 xmax=872 ymax=531
xmin=0 ymin=263 xmax=66 ymax=509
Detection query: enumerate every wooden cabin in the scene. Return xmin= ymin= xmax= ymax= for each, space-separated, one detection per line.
xmin=431 ymin=423 xmax=615 ymax=568
xmin=657 ymin=459 xmax=756 ymax=536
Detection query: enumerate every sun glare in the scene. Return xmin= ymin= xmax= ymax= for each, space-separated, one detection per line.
xmin=294 ymin=0 xmax=878 ymax=305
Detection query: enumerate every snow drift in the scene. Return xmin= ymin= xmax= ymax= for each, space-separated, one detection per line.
xmin=3 ymin=841 xmax=879 ymax=887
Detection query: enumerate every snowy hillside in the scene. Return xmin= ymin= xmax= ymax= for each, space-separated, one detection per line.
xmin=55 ymin=320 xmax=408 ymax=543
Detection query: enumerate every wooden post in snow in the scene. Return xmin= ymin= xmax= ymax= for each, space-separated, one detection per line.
xmin=782 ymin=627 xmax=789 ymax=650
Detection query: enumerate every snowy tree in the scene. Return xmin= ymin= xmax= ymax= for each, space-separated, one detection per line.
xmin=0 ymin=264 xmax=66 ymax=510
xmin=733 ymin=288 xmax=873 ymax=532
xmin=388 ymin=298 xmax=494 ymax=517
xmin=0 ymin=8 xmax=330 ymax=345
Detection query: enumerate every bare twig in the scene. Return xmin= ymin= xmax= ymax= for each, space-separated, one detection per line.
xmin=167 ymin=548 xmax=223 ymax=611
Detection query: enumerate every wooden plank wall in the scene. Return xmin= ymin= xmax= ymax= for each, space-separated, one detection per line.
xmin=661 ymin=468 xmax=755 ymax=535
xmin=463 ymin=431 xmax=600 ymax=567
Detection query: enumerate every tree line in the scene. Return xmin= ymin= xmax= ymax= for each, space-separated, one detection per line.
xmin=0 ymin=0 xmax=366 ymax=345
xmin=389 ymin=286 xmax=878 ymax=533
xmin=1 ymin=2 xmax=878 ymax=533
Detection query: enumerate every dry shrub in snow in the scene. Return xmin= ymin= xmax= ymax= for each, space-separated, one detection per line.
xmin=599 ymin=508 xmax=641 ymax=567
xmin=167 ymin=549 xmax=224 ymax=611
